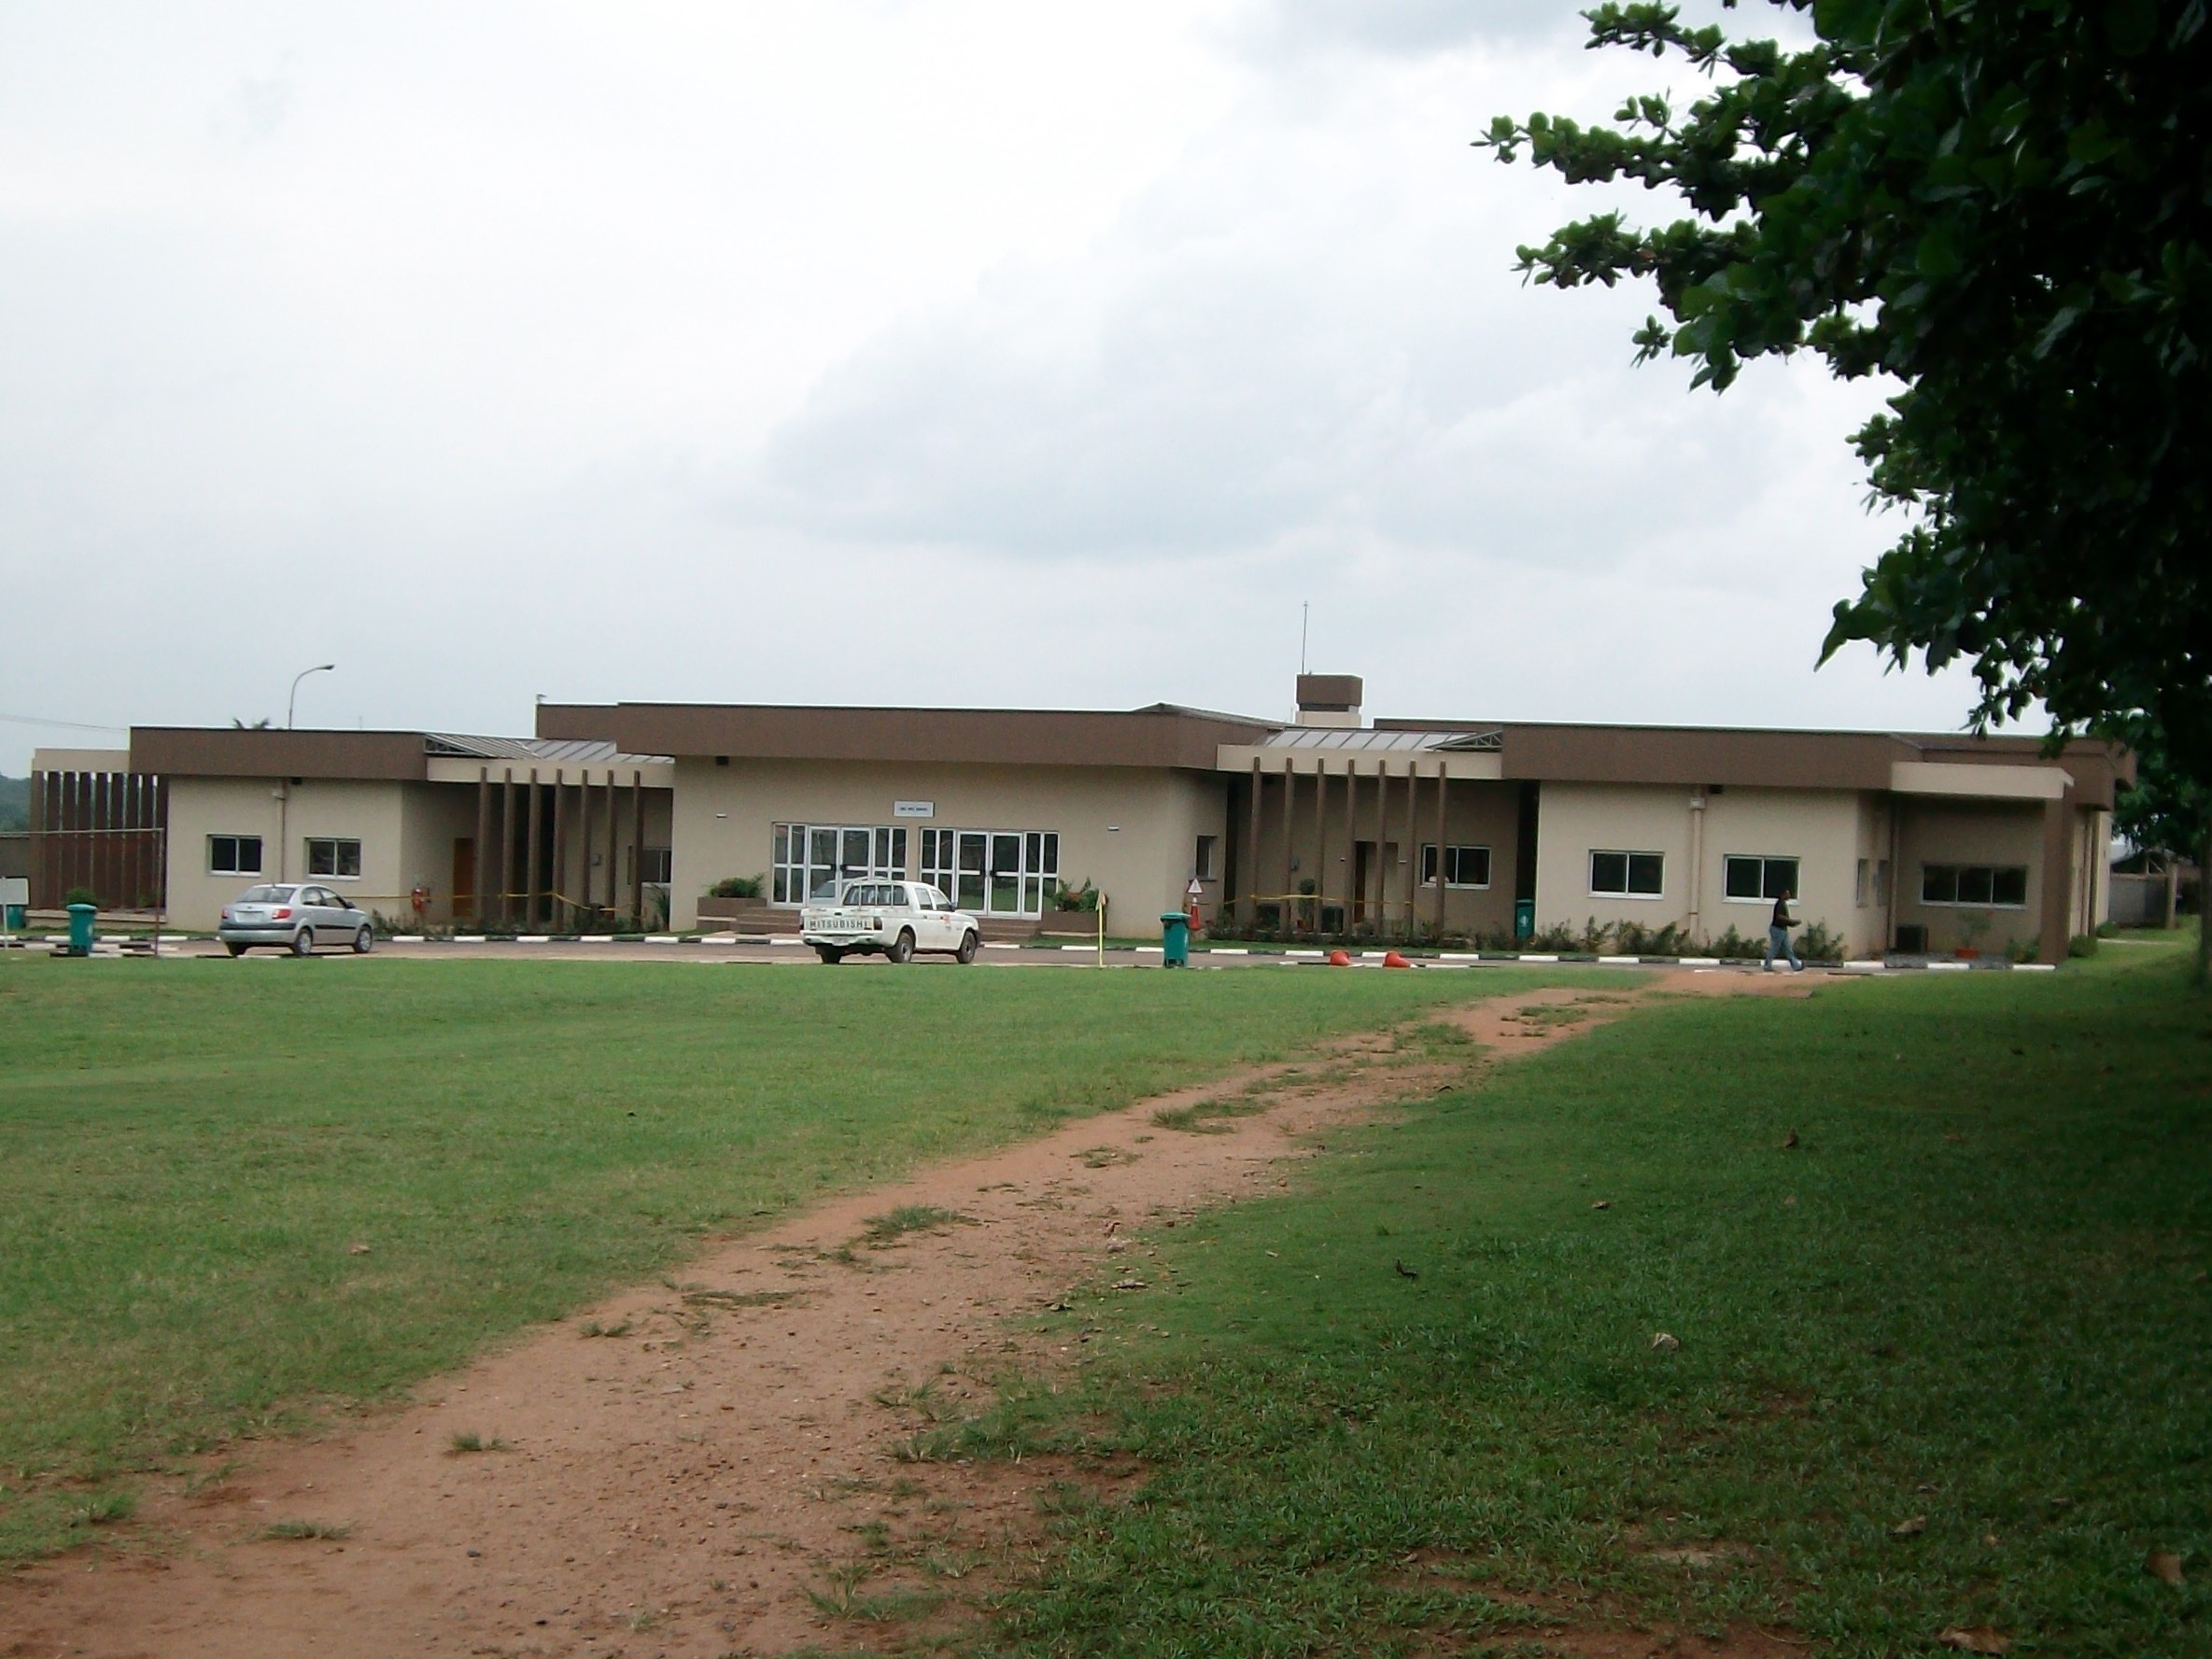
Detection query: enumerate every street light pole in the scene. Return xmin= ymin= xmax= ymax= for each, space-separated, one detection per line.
xmin=287 ymin=663 xmax=336 ymax=730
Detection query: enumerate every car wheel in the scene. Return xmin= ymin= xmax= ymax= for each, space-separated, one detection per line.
xmin=814 ymin=945 xmax=844 ymax=964
xmin=225 ymin=942 xmax=247 ymax=958
xmin=887 ymin=929 xmax=914 ymax=964
xmin=289 ymin=929 xmax=315 ymax=958
xmin=352 ymin=925 xmax=374 ymax=954
xmin=956 ymin=931 xmax=979 ymax=964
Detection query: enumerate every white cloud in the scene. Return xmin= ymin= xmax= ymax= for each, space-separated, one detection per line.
xmin=0 ymin=1 xmax=1997 ymax=771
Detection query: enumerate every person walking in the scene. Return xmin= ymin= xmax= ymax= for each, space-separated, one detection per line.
xmin=1766 ymin=886 xmax=1804 ymax=971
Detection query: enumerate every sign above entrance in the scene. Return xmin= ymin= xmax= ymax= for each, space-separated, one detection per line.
xmin=894 ymin=801 xmax=935 ymax=819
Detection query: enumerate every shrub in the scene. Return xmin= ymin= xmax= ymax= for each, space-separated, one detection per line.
xmin=707 ymin=875 xmax=764 ymax=899
xmin=63 ymin=885 xmax=96 ymax=908
xmin=2068 ymin=932 xmax=2099 ymax=958
xmin=1050 ymin=879 xmax=1101 ymax=913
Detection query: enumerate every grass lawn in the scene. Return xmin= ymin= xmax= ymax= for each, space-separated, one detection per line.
xmin=954 ymin=943 xmax=2212 ymax=1657
xmin=0 ymin=953 xmax=1536 ymax=1564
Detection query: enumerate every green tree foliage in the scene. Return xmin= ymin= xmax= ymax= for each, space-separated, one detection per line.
xmin=1482 ymin=0 xmax=2210 ymax=883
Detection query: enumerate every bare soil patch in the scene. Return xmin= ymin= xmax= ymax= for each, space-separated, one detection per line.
xmin=0 ymin=969 xmax=1808 ymax=1657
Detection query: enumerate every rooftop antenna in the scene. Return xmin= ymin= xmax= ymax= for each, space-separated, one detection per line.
xmin=1299 ymin=600 xmax=1309 ymax=676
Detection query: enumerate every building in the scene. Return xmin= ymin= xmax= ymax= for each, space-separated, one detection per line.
xmin=31 ymin=674 xmax=2126 ymax=961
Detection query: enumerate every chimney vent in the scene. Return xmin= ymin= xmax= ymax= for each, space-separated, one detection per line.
xmin=1295 ymin=674 xmax=1363 ymax=729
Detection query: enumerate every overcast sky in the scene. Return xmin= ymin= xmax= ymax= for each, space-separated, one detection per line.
xmin=0 ymin=0 xmax=2004 ymax=773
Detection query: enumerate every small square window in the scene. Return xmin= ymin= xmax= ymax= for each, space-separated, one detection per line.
xmin=1194 ymin=835 xmax=1218 ymax=880
xmin=304 ymin=837 xmax=361 ymax=879
xmin=1590 ymin=851 xmax=1663 ymax=898
xmin=207 ymin=835 xmax=263 ymax=877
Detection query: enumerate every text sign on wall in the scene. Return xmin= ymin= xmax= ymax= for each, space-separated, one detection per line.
xmin=894 ymin=800 xmax=935 ymax=819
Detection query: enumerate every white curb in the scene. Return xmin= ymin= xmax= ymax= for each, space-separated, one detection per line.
xmin=1517 ymin=952 xmax=1559 ymax=963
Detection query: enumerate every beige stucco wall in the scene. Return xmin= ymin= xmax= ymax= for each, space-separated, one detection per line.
xmin=1891 ymin=799 xmax=2046 ymax=955
xmin=164 ymin=777 xmax=409 ymax=930
xmin=1533 ymin=783 xmax=1867 ymax=950
xmin=397 ymin=784 xmax=481 ymax=926
xmin=666 ymin=758 xmax=1225 ymax=932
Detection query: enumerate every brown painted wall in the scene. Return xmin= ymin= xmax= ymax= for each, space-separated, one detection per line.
xmin=132 ymin=728 xmax=430 ymax=782
xmin=536 ymin=703 xmax=1275 ymax=772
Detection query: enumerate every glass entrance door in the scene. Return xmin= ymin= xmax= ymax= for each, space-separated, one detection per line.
xmin=956 ymin=832 xmax=988 ymax=912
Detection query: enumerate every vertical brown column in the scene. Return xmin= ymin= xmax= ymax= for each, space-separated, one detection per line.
xmin=1245 ymin=758 xmax=1262 ymax=926
xmin=2036 ymin=793 xmax=2073 ymax=964
xmin=603 ymin=772 xmax=617 ymax=915
xmin=1403 ymin=764 xmax=1418 ymax=939
xmin=524 ymin=770 xmax=543 ymax=929
xmin=630 ymin=771 xmax=645 ymax=926
xmin=578 ymin=769 xmax=595 ymax=930
xmin=1316 ymin=761 xmax=1330 ymax=934
xmin=473 ymin=768 xmax=491 ymax=924
xmin=1362 ymin=765 xmax=1380 ymax=937
xmin=550 ymin=769 xmax=569 ymax=933
xmin=155 ymin=776 xmax=170 ymax=915
xmin=499 ymin=769 xmax=515 ymax=928
xmin=1433 ymin=764 xmax=1448 ymax=933
xmin=28 ymin=771 xmax=44 ymax=908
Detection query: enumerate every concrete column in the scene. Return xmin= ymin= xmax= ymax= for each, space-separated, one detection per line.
xmin=630 ymin=772 xmax=646 ymax=927
xmin=473 ymin=768 xmax=492 ymax=924
xmin=1402 ymin=764 xmax=1418 ymax=940
xmin=499 ymin=769 xmax=515 ymax=928
xmin=1315 ymin=760 xmax=1330 ymax=935
xmin=603 ymin=772 xmax=617 ymax=916
xmin=2037 ymin=793 xmax=2073 ymax=964
xmin=1433 ymin=765 xmax=1448 ymax=933
xmin=579 ymin=769 xmax=595 ymax=930
xmin=1245 ymin=758 xmax=1262 ymax=927
xmin=550 ymin=770 xmax=569 ymax=932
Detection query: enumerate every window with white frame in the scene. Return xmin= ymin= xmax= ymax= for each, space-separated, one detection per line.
xmin=639 ymin=846 xmax=672 ymax=884
xmin=1724 ymin=854 xmax=1800 ymax=902
xmin=918 ymin=826 xmax=1059 ymax=916
xmin=207 ymin=834 xmax=262 ymax=877
xmin=1855 ymin=858 xmax=1870 ymax=907
xmin=1420 ymin=844 xmax=1492 ymax=888
xmin=1589 ymin=850 xmax=1664 ymax=897
xmin=1921 ymin=863 xmax=2028 ymax=907
xmin=304 ymin=837 xmax=361 ymax=879
xmin=772 ymin=823 xmax=909 ymax=905
xmin=1193 ymin=835 xmax=1218 ymax=880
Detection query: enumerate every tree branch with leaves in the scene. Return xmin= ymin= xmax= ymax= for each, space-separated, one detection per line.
xmin=1484 ymin=0 xmax=2210 ymax=976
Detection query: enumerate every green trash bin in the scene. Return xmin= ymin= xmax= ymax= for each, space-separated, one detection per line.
xmin=3 ymin=905 xmax=23 ymax=931
xmin=66 ymin=902 xmax=97 ymax=957
xmin=1513 ymin=898 xmax=1535 ymax=942
xmin=1159 ymin=911 xmax=1191 ymax=968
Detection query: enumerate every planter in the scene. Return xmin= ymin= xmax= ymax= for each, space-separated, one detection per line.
xmin=1954 ymin=947 xmax=1981 ymax=960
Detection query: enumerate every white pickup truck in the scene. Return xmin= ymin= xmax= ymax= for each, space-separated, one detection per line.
xmin=801 ymin=880 xmax=982 ymax=965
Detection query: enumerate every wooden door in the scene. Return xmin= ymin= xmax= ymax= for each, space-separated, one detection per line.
xmin=453 ymin=837 xmax=476 ymax=919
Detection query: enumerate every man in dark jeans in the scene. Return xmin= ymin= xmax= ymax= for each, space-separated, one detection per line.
xmin=1765 ymin=887 xmax=1805 ymax=971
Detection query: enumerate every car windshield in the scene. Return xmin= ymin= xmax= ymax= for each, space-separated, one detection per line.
xmin=236 ymin=885 xmax=295 ymax=903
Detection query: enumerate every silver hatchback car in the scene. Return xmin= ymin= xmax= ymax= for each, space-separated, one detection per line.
xmin=218 ymin=883 xmax=376 ymax=957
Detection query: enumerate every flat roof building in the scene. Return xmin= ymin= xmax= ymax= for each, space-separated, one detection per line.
xmin=28 ymin=674 xmax=2126 ymax=963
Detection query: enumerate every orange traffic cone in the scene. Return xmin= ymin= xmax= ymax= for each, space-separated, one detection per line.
xmin=1327 ymin=949 xmax=1352 ymax=967
xmin=1382 ymin=950 xmax=1412 ymax=969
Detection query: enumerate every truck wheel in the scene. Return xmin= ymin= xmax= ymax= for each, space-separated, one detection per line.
xmin=956 ymin=931 xmax=979 ymax=964
xmin=814 ymin=945 xmax=844 ymax=964
xmin=290 ymin=929 xmax=315 ymax=958
xmin=887 ymin=930 xmax=914 ymax=964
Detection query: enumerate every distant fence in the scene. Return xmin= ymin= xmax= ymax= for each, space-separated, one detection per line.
xmin=2110 ymin=868 xmax=2200 ymax=929
xmin=28 ymin=769 xmax=167 ymax=909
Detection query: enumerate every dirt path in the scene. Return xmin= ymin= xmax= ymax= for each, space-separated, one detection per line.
xmin=0 ymin=969 xmax=1810 ymax=1658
